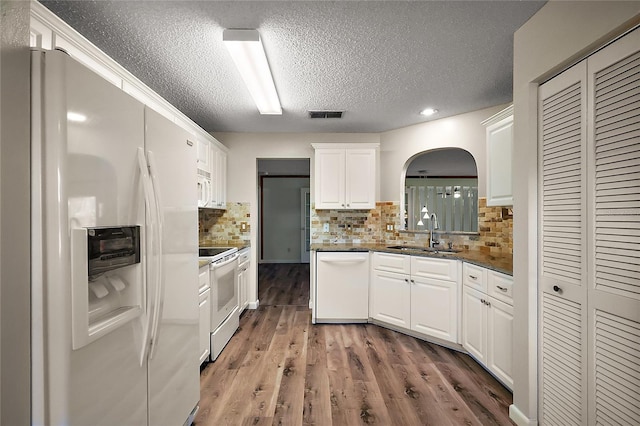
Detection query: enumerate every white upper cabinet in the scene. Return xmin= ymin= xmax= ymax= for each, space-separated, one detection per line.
xmin=195 ymin=137 xmax=227 ymax=209
xmin=312 ymin=143 xmax=378 ymax=210
xmin=196 ymin=138 xmax=212 ymax=176
xmin=211 ymin=147 xmax=227 ymax=209
xmin=482 ymin=105 xmax=513 ymax=206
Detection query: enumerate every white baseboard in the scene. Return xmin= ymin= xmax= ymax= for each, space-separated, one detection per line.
xmin=247 ymin=300 xmax=259 ymax=310
xmin=509 ymin=404 xmax=537 ymax=426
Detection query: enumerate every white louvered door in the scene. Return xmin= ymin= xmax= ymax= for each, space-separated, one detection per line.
xmin=587 ymin=28 xmax=640 ymax=426
xmin=539 ymin=27 xmax=640 ymax=426
xmin=539 ymin=61 xmax=588 ymax=426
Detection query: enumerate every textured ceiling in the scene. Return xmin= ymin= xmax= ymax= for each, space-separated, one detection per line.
xmin=41 ymin=0 xmax=545 ymax=133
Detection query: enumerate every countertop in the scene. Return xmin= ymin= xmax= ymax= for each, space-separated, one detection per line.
xmin=311 ymin=243 xmax=513 ymax=275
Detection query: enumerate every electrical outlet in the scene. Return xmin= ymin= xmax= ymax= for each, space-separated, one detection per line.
xmin=386 ymin=223 xmax=394 ymax=231
xmin=240 ymin=222 xmax=248 ymax=231
xmin=323 ymin=223 xmax=329 ymax=232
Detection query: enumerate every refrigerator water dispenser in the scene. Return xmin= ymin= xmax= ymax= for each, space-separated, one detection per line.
xmin=71 ymin=227 xmax=143 ymax=350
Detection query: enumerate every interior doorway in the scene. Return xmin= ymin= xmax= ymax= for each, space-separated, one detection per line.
xmin=300 ymin=188 xmax=311 ymax=263
xmin=257 ymin=159 xmax=311 ymax=264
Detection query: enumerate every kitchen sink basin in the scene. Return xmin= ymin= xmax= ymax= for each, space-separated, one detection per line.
xmin=386 ymin=245 xmax=460 ymax=254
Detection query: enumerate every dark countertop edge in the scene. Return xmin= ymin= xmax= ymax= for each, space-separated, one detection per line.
xmin=311 ymin=244 xmax=512 ymax=276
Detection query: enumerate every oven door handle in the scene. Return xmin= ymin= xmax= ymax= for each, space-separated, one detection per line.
xmin=211 ymin=253 xmax=239 ymax=270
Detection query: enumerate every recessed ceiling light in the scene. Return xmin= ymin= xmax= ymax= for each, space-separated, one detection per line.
xmin=420 ymin=108 xmax=438 ymax=117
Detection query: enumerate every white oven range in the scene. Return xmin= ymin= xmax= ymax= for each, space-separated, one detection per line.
xmin=199 ymin=247 xmax=239 ymax=360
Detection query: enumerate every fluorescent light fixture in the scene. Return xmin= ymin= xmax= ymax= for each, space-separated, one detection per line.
xmin=67 ymin=111 xmax=87 ymax=122
xmin=421 ymin=205 xmax=428 ymax=213
xmin=420 ymin=108 xmax=438 ymax=116
xmin=417 ymin=219 xmax=424 ymax=226
xmin=223 ymin=29 xmax=282 ymax=115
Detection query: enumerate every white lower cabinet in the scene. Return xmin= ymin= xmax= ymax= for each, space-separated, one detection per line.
xmin=370 ymin=270 xmax=411 ymax=328
xmin=370 ymin=253 xmax=459 ymax=344
xmin=315 ymin=252 xmax=370 ymax=322
xmin=198 ymin=265 xmax=211 ymax=365
xmin=462 ymin=286 xmax=487 ymax=364
xmin=411 ymin=277 xmax=458 ymax=342
xmin=486 ymin=297 xmax=513 ymax=389
xmin=237 ymin=248 xmax=251 ymax=314
xmin=461 ymin=263 xmax=513 ymax=390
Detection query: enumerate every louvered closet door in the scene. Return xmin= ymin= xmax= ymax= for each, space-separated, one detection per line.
xmin=587 ymin=28 xmax=640 ymax=426
xmin=538 ymin=61 xmax=588 ymax=426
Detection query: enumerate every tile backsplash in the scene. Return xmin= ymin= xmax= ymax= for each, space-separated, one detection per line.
xmin=311 ymin=198 xmax=513 ymax=255
xmin=198 ymin=198 xmax=513 ymax=254
xmin=199 ymin=202 xmax=251 ymax=246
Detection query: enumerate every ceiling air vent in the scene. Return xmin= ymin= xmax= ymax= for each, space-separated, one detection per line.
xmin=308 ymin=110 xmax=344 ymax=119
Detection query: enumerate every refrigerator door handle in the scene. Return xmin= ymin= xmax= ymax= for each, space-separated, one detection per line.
xmin=147 ymin=150 xmax=165 ymax=359
xmin=137 ymin=148 xmax=156 ymax=366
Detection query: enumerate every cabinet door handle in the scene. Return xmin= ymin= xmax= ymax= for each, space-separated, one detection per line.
xmin=470 ymin=275 xmax=478 ymax=280
xmin=480 ymin=298 xmax=485 ymax=304
xmin=486 ymin=301 xmax=491 ymax=307
xmin=496 ymin=286 xmax=508 ymax=292
xmin=404 ymin=278 xmax=409 ymax=283
xmin=411 ymin=279 xmax=415 ymax=284
xmin=553 ymin=285 xmax=561 ymax=293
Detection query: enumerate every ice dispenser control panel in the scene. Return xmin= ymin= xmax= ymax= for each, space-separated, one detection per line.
xmin=87 ymin=226 xmax=140 ymax=276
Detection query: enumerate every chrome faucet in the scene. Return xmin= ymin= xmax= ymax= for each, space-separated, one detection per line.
xmin=429 ymin=213 xmax=439 ymax=248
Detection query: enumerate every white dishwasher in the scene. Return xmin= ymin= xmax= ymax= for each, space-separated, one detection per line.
xmin=315 ymin=251 xmax=369 ymax=323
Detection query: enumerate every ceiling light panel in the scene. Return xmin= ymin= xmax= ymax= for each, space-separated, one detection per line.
xmin=223 ymin=29 xmax=282 ymax=115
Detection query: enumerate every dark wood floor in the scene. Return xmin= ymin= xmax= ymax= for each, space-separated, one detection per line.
xmin=195 ymin=263 xmax=513 ymax=426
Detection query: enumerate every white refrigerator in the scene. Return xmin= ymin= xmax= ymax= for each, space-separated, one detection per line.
xmin=31 ymin=49 xmax=200 ymax=425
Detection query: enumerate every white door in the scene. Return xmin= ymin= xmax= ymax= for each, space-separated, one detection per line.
xmin=487 ymin=297 xmax=513 ymax=390
xmin=345 ymin=148 xmax=376 ymax=209
xmin=314 ymin=148 xmax=345 ymax=209
xmin=300 ymin=188 xmax=311 ymax=263
xmin=538 ymin=59 xmax=588 ymax=426
xmin=411 ymin=277 xmax=457 ymax=343
xmin=370 ymin=270 xmax=411 ymax=328
xmin=538 ymin=28 xmax=640 ymax=424
xmin=462 ymin=286 xmax=487 ymax=364
xmin=586 ymin=29 xmax=640 ymax=424
xmin=144 ymin=107 xmax=199 ymax=426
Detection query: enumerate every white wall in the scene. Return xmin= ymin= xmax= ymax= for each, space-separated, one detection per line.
xmin=511 ymin=2 xmax=640 ymax=425
xmin=379 ymin=104 xmax=507 ymax=202
xmin=0 ymin=1 xmax=31 ymax=423
xmin=214 ymin=132 xmax=380 ymax=304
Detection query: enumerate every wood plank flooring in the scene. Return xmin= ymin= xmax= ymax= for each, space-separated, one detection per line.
xmin=195 ymin=263 xmax=513 ymax=426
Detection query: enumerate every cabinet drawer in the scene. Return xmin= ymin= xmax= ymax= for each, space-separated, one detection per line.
xmin=238 ymin=248 xmax=250 ymax=267
xmin=463 ymin=263 xmax=487 ymax=292
xmin=488 ymin=270 xmax=513 ymax=305
xmin=411 ymin=256 xmax=458 ymax=281
xmin=372 ymin=252 xmax=410 ymax=274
